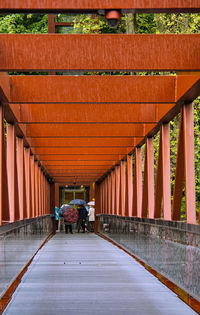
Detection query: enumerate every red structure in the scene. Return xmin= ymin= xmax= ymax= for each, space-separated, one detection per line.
xmin=0 ymin=1 xmax=200 ymax=227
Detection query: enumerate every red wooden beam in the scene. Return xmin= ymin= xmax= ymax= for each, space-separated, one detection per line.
xmin=0 ymin=35 xmax=199 ymax=72
xmin=9 ymin=76 xmax=176 ymax=103
xmin=0 ymin=0 xmax=199 ymax=13
xmin=10 ymin=103 xmax=174 ymax=123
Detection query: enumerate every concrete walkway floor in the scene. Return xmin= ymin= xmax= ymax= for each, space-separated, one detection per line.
xmin=3 ymin=233 xmax=197 ymax=315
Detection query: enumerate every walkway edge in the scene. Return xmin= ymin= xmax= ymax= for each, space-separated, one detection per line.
xmin=0 ymin=232 xmax=54 ymax=314
xmin=96 ymin=232 xmax=200 ymax=314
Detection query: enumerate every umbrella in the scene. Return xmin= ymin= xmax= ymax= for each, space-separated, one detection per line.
xmin=64 ymin=207 xmax=78 ymax=224
xmin=69 ymin=199 xmax=86 ymax=206
xmin=87 ymin=201 xmax=95 ymax=206
xmin=59 ymin=204 xmax=70 ymax=217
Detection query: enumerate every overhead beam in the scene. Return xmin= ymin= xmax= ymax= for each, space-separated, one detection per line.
xmin=10 ymin=103 xmax=174 ymax=123
xmin=1 ymin=35 xmax=199 ymax=72
xmin=39 ymin=155 xmax=123 ymax=161
xmin=25 ymin=138 xmax=142 ymax=148
xmin=20 ymin=123 xmax=154 ymax=138
xmin=9 ymin=76 xmax=176 ymax=103
xmin=0 ymin=0 xmax=199 ymax=13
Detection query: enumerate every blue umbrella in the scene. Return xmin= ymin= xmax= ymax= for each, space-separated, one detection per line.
xmin=69 ymin=199 xmax=86 ymax=205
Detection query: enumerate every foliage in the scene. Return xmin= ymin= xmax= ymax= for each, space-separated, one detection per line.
xmin=0 ymin=14 xmax=48 ymax=33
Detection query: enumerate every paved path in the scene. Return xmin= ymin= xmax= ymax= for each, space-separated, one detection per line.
xmin=3 ymin=233 xmax=197 ymax=315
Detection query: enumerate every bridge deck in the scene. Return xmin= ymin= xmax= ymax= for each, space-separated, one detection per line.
xmin=3 ymin=233 xmax=196 ymax=315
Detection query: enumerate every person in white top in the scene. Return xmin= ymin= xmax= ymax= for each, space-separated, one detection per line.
xmin=88 ymin=206 xmax=95 ymax=232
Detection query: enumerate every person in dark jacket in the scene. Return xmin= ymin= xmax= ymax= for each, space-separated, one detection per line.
xmin=77 ymin=205 xmax=88 ymax=233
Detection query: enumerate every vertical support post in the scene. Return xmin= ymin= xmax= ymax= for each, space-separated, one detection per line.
xmin=132 ymin=147 xmax=142 ymax=217
xmin=38 ymin=166 xmax=41 ymax=216
xmin=154 ymin=124 xmax=171 ymax=220
xmin=101 ymin=179 xmax=105 ymax=213
xmin=7 ymin=123 xmax=19 ymax=222
xmin=125 ymin=154 xmax=133 ymax=217
xmin=50 ymin=182 xmax=55 ymax=215
xmin=40 ymin=169 xmax=43 ymax=215
xmin=104 ymin=177 xmax=108 ymax=214
xmin=94 ymin=182 xmax=100 ymax=232
xmin=48 ymin=14 xmax=55 ymax=33
xmin=16 ymin=137 xmax=26 ymax=220
xmin=120 ymin=160 xmax=126 ymax=216
xmin=142 ymin=138 xmax=154 ymax=218
xmin=115 ymin=165 xmax=120 ymax=215
xmin=111 ymin=169 xmax=115 ymax=215
xmin=162 ymin=124 xmax=171 ymax=220
xmin=172 ymin=110 xmax=184 ymax=221
xmin=30 ymin=155 xmax=35 ymax=217
xmin=100 ymin=183 xmax=103 ymax=214
xmin=0 ymin=105 xmax=9 ymax=224
xmin=34 ymin=161 xmax=39 ymax=216
xmin=183 ymin=103 xmax=196 ymax=224
xmin=107 ymin=173 xmax=111 ymax=214
xmin=24 ymin=148 xmax=32 ymax=218
xmin=55 ymin=183 xmax=59 ymax=208
xmin=90 ymin=182 xmax=95 ymax=200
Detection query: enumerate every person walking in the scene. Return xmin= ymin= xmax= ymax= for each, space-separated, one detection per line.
xmin=77 ymin=205 xmax=88 ymax=233
xmin=55 ymin=206 xmax=60 ymax=231
xmin=64 ymin=206 xmax=78 ymax=234
xmin=88 ymin=206 xmax=95 ymax=232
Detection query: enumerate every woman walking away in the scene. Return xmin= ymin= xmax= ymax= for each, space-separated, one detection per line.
xmin=88 ymin=205 xmax=95 ymax=232
xmin=55 ymin=206 xmax=60 ymax=231
xmin=64 ymin=206 xmax=78 ymax=234
xmin=77 ymin=205 xmax=88 ymax=233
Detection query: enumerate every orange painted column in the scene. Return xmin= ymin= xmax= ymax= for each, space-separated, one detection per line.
xmin=120 ymin=160 xmax=126 ymax=216
xmin=90 ymin=182 xmax=95 ymax=201
xmin=183 ymin=103 xmax=196 ymax=224
xmin=142 ymin=138 xmax=154 ymax=218
xmin=115 ymin=165 xmax=120 ymax=215
xmin=0 ymin=105 xmax=9 ymax=224
xmin=132 ymin=147 xmax=142 ymax=217
xmin=100 ymin=183 xmax=103 ymax=214
xmin=125 ymin=154 xmax=133 ymax=217
xmin=103 ymin=178 xmax=107 ymax=214
xmin=34 ymin=161 xmax=39 ymax=217
xmin=24 ymin=148 xmax=32 ymax=218
xmin=107 ymin=173 xmax=111 ymax=214
xmin=111 ymin=169 xmax=115 ymax=215
xmin=161 ymin=124 xmax=171 ymax=220
xmin=55 ymin=183 xmax=59 ymax=208
xmin=38 ymin=166 xmax=41 ymax=216
xmin=101 ymin=180 xmax=105 ymax=213
xmin=16 ymin=137 xmax=26 ymax=220
xmin=94 ymin=181 xmax=100 ymax=232
xmin=7 ymin=123 xmax=19 ymax=222
xmin=30 ymin=155 xmax=35 ymax=217
xmin=41 ymin=171 xmax=44 ymax=215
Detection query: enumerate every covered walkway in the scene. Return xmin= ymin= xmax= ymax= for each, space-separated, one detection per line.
xmin=3 ymin=233 xmax=196 ymax=315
